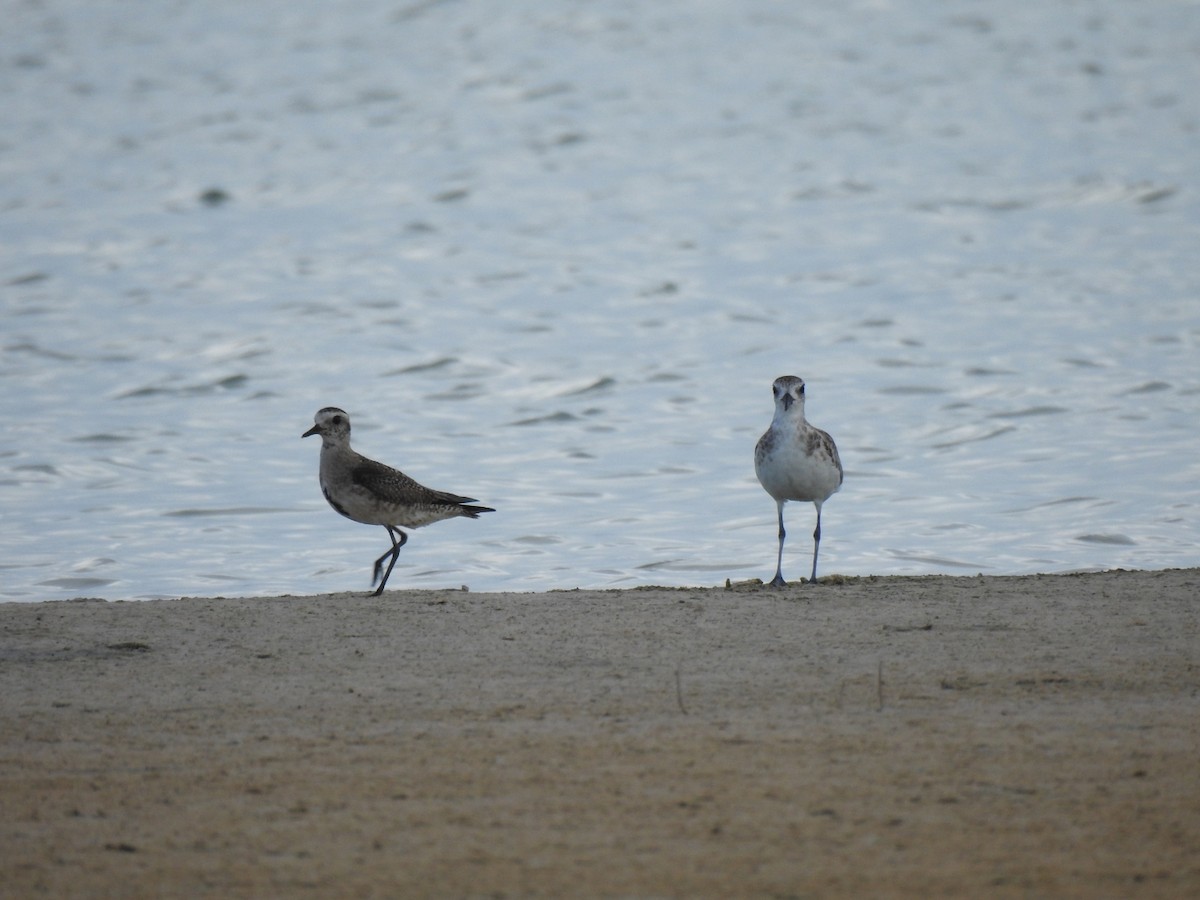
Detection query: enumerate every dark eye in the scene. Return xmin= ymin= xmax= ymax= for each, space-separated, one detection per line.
xmin=332 ymin=415 xmax=344 ymax=425
xmin=798 ymin=384 xmax=805 ymax=395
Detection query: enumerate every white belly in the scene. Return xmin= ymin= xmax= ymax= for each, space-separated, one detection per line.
xmin=755 ymin=433 xmax=841 ymax=504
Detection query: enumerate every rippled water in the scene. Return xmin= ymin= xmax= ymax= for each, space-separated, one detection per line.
xmin=3 ymin=0 xmax=1198 ymax=600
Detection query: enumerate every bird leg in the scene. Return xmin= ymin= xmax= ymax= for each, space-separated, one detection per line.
xmin=372 ymin=526 xmax=408 ymax=595
xmin=808 ymin=504 xmax=823 ymax=585
xmin=768 ymin=500 xmax=788 ymax=587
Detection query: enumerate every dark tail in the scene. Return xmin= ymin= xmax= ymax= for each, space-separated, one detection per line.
xmin=459 ymin=503 xmax=495 ymax=518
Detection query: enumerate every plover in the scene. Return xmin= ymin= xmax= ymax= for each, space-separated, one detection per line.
xmin=754 ymin=375 xmax=843 ymax=586
xmin=302 ymin=407 xmax=494 ymax=595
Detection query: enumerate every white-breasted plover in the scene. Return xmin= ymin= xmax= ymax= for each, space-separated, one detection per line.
xmin=302 ymin=407 xmax=494 ymax=595
xmin=754 ymin=375 xmax=843 ymax=586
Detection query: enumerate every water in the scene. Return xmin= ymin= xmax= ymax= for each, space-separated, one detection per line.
xmin=3 ymin=0 xmax=1198 ymax=601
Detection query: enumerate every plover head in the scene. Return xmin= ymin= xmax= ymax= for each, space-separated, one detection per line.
xmin=771 ymin=375 xmax=806 ymax=413
xmin=303 ymin=406 xmax=352 ymax=441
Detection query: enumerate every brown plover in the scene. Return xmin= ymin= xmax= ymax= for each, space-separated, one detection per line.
xmin=302 ymin=407 xmax=494 ymax=594
xmin=753 ymin=376 xmax=843 ymax=586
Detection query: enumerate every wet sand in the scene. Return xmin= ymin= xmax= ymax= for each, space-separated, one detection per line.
xmin=2 ymin=569 xmax=1198 ymax=897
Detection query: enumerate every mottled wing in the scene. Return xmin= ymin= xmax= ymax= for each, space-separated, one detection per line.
xmin=816 ymin=427 xmax=844 ymax=486
xmin=351 ymin=457 xmax=440 ymax=505
xmin=753 ymin=428 xmax=774 ymax=468
xmin=351 ymin=456 xmax=493 ymax=516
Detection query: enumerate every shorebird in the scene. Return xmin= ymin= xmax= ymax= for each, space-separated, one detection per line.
xmin=754 ymin=376 xmax=843 ymax=586
xmin=302 ymin=407 xmax=494 ymax=595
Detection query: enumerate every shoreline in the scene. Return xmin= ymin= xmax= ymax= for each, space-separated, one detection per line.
xmin=3 ymin=569 xmax=1198 ymax=896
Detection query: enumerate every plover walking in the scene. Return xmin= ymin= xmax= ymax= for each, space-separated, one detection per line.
xmin=754 ymin=376 xmax=843 ymax=586
xmin=302 ymin=407 xmax=494 ymax=595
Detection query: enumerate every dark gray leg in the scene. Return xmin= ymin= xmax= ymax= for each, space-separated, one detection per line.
xmin=808 ymin=503 xmax=823 ymax=584
xmin=372 ymin=526 xmax=408 ymax=595
xmin=768 ymin=500 xmax=787 ymax=587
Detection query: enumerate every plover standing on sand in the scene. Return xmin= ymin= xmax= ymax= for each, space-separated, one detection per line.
xmin=302 ymin=407 xmax=494 ymax=595
xmin=754 ymin=376 xmax=843 ymax=586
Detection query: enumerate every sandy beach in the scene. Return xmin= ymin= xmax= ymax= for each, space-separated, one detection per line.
xmin=2 ymin=569 xmax=1197 ymax=897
